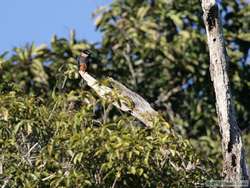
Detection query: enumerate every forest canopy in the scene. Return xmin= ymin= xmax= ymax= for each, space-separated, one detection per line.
xmin=0 ymin=0 xmax=250 ymax=187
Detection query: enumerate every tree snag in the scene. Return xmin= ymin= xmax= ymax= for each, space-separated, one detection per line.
xmin=201 ymin=0 xmax=249 ymax=183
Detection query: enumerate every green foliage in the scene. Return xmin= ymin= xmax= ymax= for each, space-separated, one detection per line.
xmin=0 ymin=0 xmax=250 ymax=187
xmin=94 ymin=0 xmax=250 ymax=169
xmin=0 ymin=91 xmax=207 ymax=187
xmin=95 ymin=0 xmax=250 ymax=133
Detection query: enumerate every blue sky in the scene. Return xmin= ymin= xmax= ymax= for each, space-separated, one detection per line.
xmin=0 ymin=0 xmax=112 ymax=53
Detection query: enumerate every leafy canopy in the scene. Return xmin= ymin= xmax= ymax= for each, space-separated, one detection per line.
xmin=1 ymin=0 xmax=250 ymax=187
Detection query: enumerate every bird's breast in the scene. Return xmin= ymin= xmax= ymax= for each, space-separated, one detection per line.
xmin=79 ymin=63 xmax=87 ymax=72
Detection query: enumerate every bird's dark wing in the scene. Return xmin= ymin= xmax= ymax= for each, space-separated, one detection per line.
xmin=77 ymin=55 xmax=89 ymax=72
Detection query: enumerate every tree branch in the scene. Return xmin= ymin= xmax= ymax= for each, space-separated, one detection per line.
xmin=79 ymin=71 xmax=164 ymax=128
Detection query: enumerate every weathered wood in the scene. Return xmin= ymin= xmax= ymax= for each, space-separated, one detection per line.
xmin=201 ymin=0 xmax=249 ymax=183
xmin=79 ymin=71 xmax=162 ymax=128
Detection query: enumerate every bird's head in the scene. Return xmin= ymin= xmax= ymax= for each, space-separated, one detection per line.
xmin=80 ymin=50 xmax=91 ymax=58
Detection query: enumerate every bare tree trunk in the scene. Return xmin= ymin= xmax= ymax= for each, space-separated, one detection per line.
xmin=201 ymin=0 xmax=249 ymax=183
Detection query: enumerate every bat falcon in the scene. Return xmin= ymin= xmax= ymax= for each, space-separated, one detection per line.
xmin=78 ymin=50 xmax=90 ymax=72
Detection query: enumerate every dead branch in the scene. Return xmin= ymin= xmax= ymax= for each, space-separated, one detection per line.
xmin=79 ymin=71 xmax=164 ymax=128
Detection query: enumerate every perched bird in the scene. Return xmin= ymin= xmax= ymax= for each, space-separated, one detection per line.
xmin=78 ymin=50 xmax=90 ymax=72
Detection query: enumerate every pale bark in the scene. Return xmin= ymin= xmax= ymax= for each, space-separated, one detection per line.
xmin=201 ymin=0 xmax=249 ymax=183
xmin=79 ymin=71 xmax=164 ymax=128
